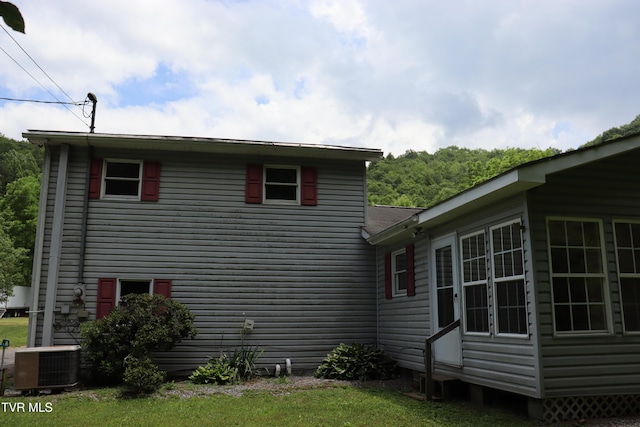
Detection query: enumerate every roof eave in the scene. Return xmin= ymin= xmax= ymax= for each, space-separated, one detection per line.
xmin=22 ymin=130 xmax=383 ymax=162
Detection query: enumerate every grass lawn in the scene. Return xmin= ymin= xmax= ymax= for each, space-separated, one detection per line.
xmin=0 ymin=381 xmax=536 ymax=426
xmin=0 ymin=317 xmax=28 ymax=348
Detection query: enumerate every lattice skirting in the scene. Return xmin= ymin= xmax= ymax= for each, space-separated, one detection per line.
xmin=543 ymin=395 xmax=640 ymax=424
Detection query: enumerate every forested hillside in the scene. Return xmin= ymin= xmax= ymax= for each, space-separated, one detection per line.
xmin=584 ymin=114 xmax=640 ymax=146
xmin=367 ymin=146 xmax=559 ymax=208
xmin=0 ymin=134 xmax=43 ymax=301
xmin=367 ymin=114 xmax=640 ymax=208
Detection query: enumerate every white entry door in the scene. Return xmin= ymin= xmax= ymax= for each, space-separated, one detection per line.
xmin=431 ymin=234 xmax=462 ymax=366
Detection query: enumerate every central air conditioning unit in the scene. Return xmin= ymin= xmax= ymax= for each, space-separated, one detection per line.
xmin=13 ymin=345 xmax=81 ymax=390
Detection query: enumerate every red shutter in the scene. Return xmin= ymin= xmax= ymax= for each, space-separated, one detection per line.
xmin=406 ymin=244 xmax=416 ymax=297
xmin=153 ymin=279 xmax=172 ymax=299
xmin=96 ymin=278 xmax=117 ymax=319
xmin=246 ymin=164 xmax=263 ymax=204
xmin=301 ymin=167 xmax=317 ymax=206
xmin=384 ymin=252 xmax=392 ymax=299
xmin=89 ymin=158 xmax=103 ymax=199
xmin=141 ymin=161 xmax=161 ymax=202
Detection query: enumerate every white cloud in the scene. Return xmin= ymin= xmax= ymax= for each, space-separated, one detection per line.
xmin=1 ymin=0 xmax=639 ymax=154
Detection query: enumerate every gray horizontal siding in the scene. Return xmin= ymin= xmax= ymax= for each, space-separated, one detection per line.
xmin=377 ymin=239 xmax=430 ymax=372
xmin=376 ymin=198 xmax=541 ymax=397
xmin=35 ymin=145 xmax=376 ymax=376
xmin=529 ymin=149 xmax=640 ymax=398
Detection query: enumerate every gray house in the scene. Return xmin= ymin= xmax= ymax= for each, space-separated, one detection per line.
xmin=364 ymin=133 xmax=640 ymax=422
xmin=23 ymin=130 xmax=382 ymax=375
xmin=23 ymin=128 xmax=640 ymax=422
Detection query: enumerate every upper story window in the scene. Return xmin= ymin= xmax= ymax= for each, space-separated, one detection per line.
xmin=245 ymin=164 xmax=317 ymax=206
xmin=265 ymin=166 xmax=299 ymax=203
xmin=547 ymin=218 xmax=610 ymax=334
xmin=104 ymin=160 xmax=142 ymax=198
xmin=89 ymin=158 xmax=160 ymax=202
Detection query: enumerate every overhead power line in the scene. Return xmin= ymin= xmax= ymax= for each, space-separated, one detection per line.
xmin=0 ymin=96 xmax=86 ymax=105
xmin=0 ymin=24 xmax=91 ymax=130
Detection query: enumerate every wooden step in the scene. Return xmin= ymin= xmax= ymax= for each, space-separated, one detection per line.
xmin=420 ymin=373 xmax=460 ymax=401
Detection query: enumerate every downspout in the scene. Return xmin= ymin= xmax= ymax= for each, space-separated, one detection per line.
xmin=42 ymin=144 xmax=70 ymax=346
xmin=27 ymin=147 xmax=51 ymax=347
xmin=76 ymin=145 xmax=93 ymax=303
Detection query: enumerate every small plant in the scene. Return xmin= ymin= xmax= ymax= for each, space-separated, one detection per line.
xmin=189 ymin=354 xmax=239 ymax=385
xmin=123 ymin=355 xmax=167 ymax=395
xmin=231 ymin=345 xmax=264 ymax=380
xmin=314 ymin=343 xmax=398 ymax=381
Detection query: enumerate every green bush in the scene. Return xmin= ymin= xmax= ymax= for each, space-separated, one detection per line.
xmin=314 ymin=343 xmax=398 ymax=381
xmin=189 ymin=354 xmax=238 ymax=385
xmin=81 ymin=293 xmax=197 ymax=390
xmin=123 ymin=355 xmax=167 ymax=394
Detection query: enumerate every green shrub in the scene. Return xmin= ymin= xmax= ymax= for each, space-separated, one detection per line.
xmin=123 ymin=355 xmax=167 ymax=395
xmin=81 ymin=293 xmax=197 ymax=389
xmin=189 ymin=345 xmax=263 ymax=385
xmin=189 ymin=354 xmax=239 ymax=385
xmin=314 ymin=343 xmax=398 ymax=381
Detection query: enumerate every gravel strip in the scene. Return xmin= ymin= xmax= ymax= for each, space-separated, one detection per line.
xmin=163 ymin=375 xmax=413 ymax=399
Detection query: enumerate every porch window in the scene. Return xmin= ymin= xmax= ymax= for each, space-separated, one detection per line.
xmin=392 ymin=248 xmax=408 ymax=296
xmin=491 ymin=220 xmax=527 ymax=335
xmin=613 ymin=220 xmax=640 ymax=332
xmin=461 ymin=231 xmax=489 ymax=333
xmin=547 ymin=218 xmax=609 ymax=334
xmin=435 ymin=245 xmax=455 ymax=327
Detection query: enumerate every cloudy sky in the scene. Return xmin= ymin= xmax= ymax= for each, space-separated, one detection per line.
xmin=1 ymin=0 xmax=638 ymax=155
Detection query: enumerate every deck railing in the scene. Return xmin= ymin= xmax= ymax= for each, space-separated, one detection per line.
xmin=424 ymin=318 xmax=460 ymax=400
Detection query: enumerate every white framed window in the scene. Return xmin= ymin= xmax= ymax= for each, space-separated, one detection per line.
xmin=461 ymin=230 xmax=489 ymax=334
xmin=264 ymin=165 xmax=300 ymax=204
xmin=392 ymin=248 xmax=408 ymax=296
xmin=103 ymin=159 xmax=142 ymax=200
xmin=115 ymin=279 xmax=152 ymax=304
xmin=613 ymin=220 xmax=640 ymax=333
xmin=491 ymin=220 xmax=528 ymax=336
xmin=547 ymin=217 xmax=610 ymax=335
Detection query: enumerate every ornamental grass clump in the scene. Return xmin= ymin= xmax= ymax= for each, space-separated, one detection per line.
xmin=314 ymin=343 xmax=398 ymax=381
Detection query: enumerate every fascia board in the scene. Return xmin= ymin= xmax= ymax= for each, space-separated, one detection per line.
xmin=22 ymin=131 xmax=383 ymax=162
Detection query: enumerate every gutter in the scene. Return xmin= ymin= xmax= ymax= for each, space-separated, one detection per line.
xmin=27 ymin=147 xmax=51 ymax=347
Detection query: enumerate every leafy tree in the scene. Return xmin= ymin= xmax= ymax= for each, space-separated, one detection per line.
xmin=0 ymin=1 xmax=24 ymax=33
xmin=0 ymin=216 xmax=27 ymax=303
xmin=0 ymin=175 xmax=40 ymax=286
xmin=0 ymin=134 xmax=43 ymax=195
